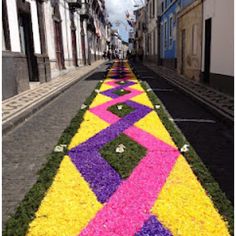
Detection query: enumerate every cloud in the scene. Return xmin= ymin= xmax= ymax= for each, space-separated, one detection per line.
xmin=105 ymin=0 xmax=135 ymax=41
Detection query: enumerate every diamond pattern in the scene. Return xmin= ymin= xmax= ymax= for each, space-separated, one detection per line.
xmin=107 ymin=102 xmax=135 ymax=118
xmin=113 ymin=89 xmax=131 ymax=96
xmin=100 ymin=133 xmax=147 ymax=179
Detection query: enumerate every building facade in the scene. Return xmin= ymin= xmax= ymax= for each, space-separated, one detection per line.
xmin=134 ymin=7 xmax=146 ymax=61
xmin=44 ymin=0 xmax=82 ymax=78
xmin=2 ymin=0 xmax=110 ymax=100
xmin=160 ymin=0 xmax=178 ymax=69
xmin=132 ymin=0 xmax=234 ymax=95
xmin=145 ymin=0 xmax=159 ymax=64
xmin=177 ymin=0 xmax=202 ymax=81
xmin=2 ymin=0 xmax=52 ymax=100
xmin=201 ymin=0 xmax=234 ymax=95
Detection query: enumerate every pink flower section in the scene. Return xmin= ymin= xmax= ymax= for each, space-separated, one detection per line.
xmin=79 ymin=128 xmax=179 ymax=236
xmin=90 ymin=88 xmax=142 ymax=124
xmin=124 ymin=126 xmax=177 ymax=152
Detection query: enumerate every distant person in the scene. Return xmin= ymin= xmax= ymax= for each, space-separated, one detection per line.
xmin=103 ymin=50 xmax=107 ymax=60
xmin=126 ymin=50 xmax=131 ymax=60
xmin=107 ymin=50 xmax=111 ymax=61
xmin=132 ymin=49 xmax=136 ymax=62
xmin=138 ymin=47 xmax=144 ymax=62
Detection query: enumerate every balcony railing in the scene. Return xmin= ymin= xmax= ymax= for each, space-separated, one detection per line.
xmin=67 ymin=0 xmax=82 ymax=8
xmin=79 ymin=2 xmax=90 ymax=18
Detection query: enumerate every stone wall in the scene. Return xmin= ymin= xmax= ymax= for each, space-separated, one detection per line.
xmin=2 ymin=51 xmax=30 ymax=100
xmin=35 ymin=54 xmax=51 ymax=83
xmin=200 ymin=72 xmax=234 ymax=96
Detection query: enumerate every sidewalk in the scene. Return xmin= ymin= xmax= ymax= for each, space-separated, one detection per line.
xmin=3 ymin=62 xmax=110 ymax=226
xmin=2 ymin=60 xmax=106 ymax=134
xmin=140 ymin=63 xmax=234 ymax=122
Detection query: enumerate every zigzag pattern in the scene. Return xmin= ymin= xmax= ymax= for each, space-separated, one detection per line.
xmin=69 ymin=61 xmax=179 ymax=235
xmin=27 ymin=60 xmax=230 ymax=236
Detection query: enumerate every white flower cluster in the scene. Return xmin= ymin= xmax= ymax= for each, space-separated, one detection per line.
xmin=116 ymin=144 xmax=126 ymax=153
xmin=54 ymin=144 xmax=67 ymax=153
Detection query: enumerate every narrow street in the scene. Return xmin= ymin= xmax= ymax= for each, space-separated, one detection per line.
xmin=3 ymin=61 xmax=232 ymax=236
xmin=132 ymin=62 xmax=234 ymax=204
xmin=2 ymin=0 xmax=234 ymax=235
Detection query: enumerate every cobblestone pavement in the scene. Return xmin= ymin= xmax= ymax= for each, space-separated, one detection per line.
xmin=2 ymin=63 xmax=110 ymax=226
xmin=3 ymin=60 xmax=106 ymax=134
xmin=139 ymin=63 xmax=234 ymax=122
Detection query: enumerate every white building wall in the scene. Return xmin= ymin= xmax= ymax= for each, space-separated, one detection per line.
xmin=44 ymin=1 xmax=56 ymax=61
xmin=202 ymin=0 xmax=234 ymax=76
xmin=66 ymin=3 xmax=72 ymax=63
xmin=6 ymin=0 xmax=21 ymax=52
xmin=30 ymin=0 xmax=41 ymax=54
xmin=60 ymin=1 xmax=70 ymax=64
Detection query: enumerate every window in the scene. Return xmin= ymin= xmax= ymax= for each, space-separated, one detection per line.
xmin=153 ymin=0 xmax=155 ymax=17
xmin=164 ymin=20 xmax=168 ymax=48
xmin=169 ymin=15 xmax=173 ymax=47
xmin=149 ymin=2 xmax=151 ymax=19
xmin=161 ymin=24 xmax=164 ymax=57
xmin=150 ymin=33 xmax=152 ymax=54
xmin=153 ymin=30 xmax=156 ymax=54
xmin=18 ymin=16 xmax=26 ymax=54
xmin=165 ymin=0 xmax=168 ymax=9
xmin=162 ymin=2 xmax=164 ymax=12
xmin=192 ymin=24 xmax=198 ymax=55
xmin=2 ymin=0 xmax=11 ymax=50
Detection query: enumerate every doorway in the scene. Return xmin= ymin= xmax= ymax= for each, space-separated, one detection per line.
xmin=53 ymin=3 xmax=65 ymax=70
xmin=181 ymin=29 xmax=186 ymax=75
xmin=70 ymin=10 xmax=78 ymax=67
xmin=71 ymin=29 xmax=78 ymax=67
xmin=80 ymin=19 xmax=86 ymax=65
xmin=54 ymin=20 xmax=65 ymax=70
xmin=18 ymin=12 xmax=38 ymax=82
xmin=204 ymin=18 xmax=212 ymax=83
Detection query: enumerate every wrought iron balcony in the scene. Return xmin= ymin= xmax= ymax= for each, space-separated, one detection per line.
xmin=67 ymin=0 xmax=82 ymax=9
xmin=79 ymin=2 xmax=90 ymax=19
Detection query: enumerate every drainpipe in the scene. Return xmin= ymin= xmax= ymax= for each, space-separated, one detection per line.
xmin=157 ymin=16 xmax=161 ymax=65
xmin=200 ymin=0 xmax=204 ymax=81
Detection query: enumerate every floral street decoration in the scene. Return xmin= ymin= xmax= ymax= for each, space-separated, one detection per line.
xmin=25 ymin=61 xmax=230 ymax=236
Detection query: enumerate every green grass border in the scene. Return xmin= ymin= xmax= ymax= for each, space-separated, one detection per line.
xmin=140 ymin=81 xmax=234 ymax=235
xmin=3 ymin=80 xmax=104 ymax=236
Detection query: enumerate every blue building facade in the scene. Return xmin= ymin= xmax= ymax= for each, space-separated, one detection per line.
xmin=160 ymin=0 xmax=195 ymax=69
xmin=180 ymin=0 xmax=195 ymax=8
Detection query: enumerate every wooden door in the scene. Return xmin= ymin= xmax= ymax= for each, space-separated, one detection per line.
xmin=204 ymin=18 xmax=212 ymax=83
xmin=71 ymin=29 xmax=78 ymax=67
xmin=54 ymin=20 xmax=65 ymax=70
xmin=19 ymin=13 xmax=38 ymax=81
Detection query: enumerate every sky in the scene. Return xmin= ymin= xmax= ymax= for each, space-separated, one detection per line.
xmin=105 ymin=0 xmax=135 ymax=42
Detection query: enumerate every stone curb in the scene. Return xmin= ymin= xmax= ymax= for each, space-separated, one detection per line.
xmin=139 ymin=64 xmax=234 ymax=124
xmin=2 ymin=61 xmax=107 ymax=135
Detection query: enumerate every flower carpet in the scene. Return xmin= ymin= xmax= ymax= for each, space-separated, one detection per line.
xmin=26 ymin=61 xmax=230 ymax=236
